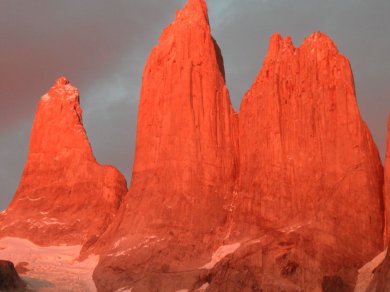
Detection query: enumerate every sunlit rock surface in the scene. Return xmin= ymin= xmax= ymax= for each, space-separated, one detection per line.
xmin=0 ymin=77 xmax=127 ymax=246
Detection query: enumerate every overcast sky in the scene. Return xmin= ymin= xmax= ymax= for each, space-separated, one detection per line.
xmin=0 ymin=0 xmax=389 ymax=210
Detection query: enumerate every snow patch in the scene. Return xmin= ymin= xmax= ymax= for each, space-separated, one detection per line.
xmin=113 ymin=237 xmax=126 ymax=249
xmin=355 ymin=249 xmax=387 ymax=292
xmin=200 ymin=243 xmax=241 ymax=270
xmin=0 ymin=237 xmax=99 ymax=291
xmin=116 ymin=288 xmax=133 ymax=292
xmin=22 ymin=218 xmax=66 ymax=228
xmin=196 ymin=282 xmax=210 ymax=291
xmin=279 ymin=222 xmax=309 ymax=234
xmin=108 ymin=235 xmax=161 ymax=257
xmin=41 ymin=94 xmax=51 ymax=101
xmin=19 ymin=196 xmax=44 ymax=202
xmin=42 ymin=217 xmax=66 ymax=225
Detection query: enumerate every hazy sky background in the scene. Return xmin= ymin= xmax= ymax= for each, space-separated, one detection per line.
xmin=0 ymin=0 xmax=389 ymax=209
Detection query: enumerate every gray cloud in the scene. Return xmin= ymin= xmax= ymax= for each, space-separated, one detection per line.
xmin=1 ymin=0 xmax=389 ymax=209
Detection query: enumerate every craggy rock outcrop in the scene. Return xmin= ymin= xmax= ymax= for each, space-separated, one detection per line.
xmin=0 ymin=77 xmax=127 ymax=246
xmin=92 ymin=0 xmax=238 ymax=291
xmin=0 ymin=260 xmax=27 ymax=291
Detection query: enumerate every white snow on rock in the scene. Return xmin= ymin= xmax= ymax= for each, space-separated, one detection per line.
xmin=200 ymin=243 xmax=241 ymax=270
xmin=354 ymin=248 xmax=387 ymax=292
xmin=19 ymin=196 xmax=44 ymax=202
xmin=0 ymin=237 xmax=99 ymax=291
xmin=196 ymin=282 xmax=210 ymax=291
xmin=107 ymin=235 xmax=163 ymax=257
xmin=116 ymin=287 xmax=133 ymax=292
xmin=176 ymin=282 xmax=210 ymax=292
xmin=279 ymin=221 xmax=311 ymax=234
xmin=41 ymin=94 xmax=51 ymax=102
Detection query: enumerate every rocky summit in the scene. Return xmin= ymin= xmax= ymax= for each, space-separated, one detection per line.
xmin=1 ymin=0 xmax=390 ymax=291
xmin=0 ymin=77 xmax=127 ymax=246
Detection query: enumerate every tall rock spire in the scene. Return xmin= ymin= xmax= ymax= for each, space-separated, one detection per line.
xmin=92 ymin=0 xmax=239 ymax=290
xmin=0 ymin=77 xmax=127 ymax=246
xmin=130 ymin=0 xmax=237 ymax=236
xmin=236 ymin=32 xmax=384 ymax=281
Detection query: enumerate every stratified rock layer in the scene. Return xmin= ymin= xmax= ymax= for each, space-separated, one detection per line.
xmin=0 ymin=77 xmax=127 ymax=246
xmin=92 ymin=0 xmax=238 ymax=291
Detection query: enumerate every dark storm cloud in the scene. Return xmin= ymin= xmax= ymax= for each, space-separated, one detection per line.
xmin=1 ymin=0 xmax=389 ymax=209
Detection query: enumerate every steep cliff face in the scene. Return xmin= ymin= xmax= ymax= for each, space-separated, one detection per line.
xmin=237 ymin=32 xmax=384 ymax=254
xmin=0 ymin=77 xmax=127 ymax=246
xmin=126 ymin=0 xmax=238 ymax=235
xmin=92 ymin=0 xmax=238 ymax=290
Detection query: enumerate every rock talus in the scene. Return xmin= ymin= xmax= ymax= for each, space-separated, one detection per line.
xmin=91 ymin=0 xmax=239 ymax=290
xmin=0 ymin=77 xmax=127 ymax=246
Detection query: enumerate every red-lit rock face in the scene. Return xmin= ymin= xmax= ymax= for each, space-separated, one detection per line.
xmin=236 ymin=32 xmax=384 ymax=258
xmin=91 ymin=1 xmax=384 ymax=291
xmin=0 ymin=0 xmax=386 ymax=291
xmin=0 ymin=77 xmax=127 ymax=246
xmin=127 ymin=0 xmax=238 ymax=235
xmin=91 ymin=0 xmax=239 ymax=290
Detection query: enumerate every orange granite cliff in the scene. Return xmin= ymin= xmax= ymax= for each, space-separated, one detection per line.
xmin=0 ymin=77 xmax=127 ymax=246
xmin=90 ymin=0 xmax=385 ymax=291
xmin=91 ymin=0 xmax=239 ymax=290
